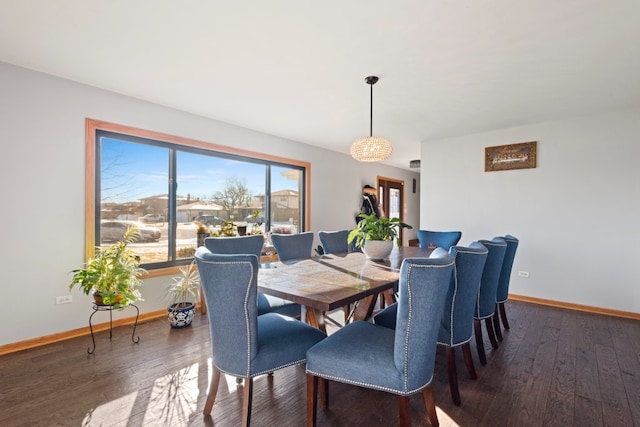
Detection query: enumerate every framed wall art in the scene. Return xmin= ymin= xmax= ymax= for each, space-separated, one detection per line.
xmin=485 ymin=141 xmax=536 ymax=172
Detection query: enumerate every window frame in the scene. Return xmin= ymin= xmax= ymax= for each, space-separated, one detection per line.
xmin=85 ymin=118 xmax=311 ymax=278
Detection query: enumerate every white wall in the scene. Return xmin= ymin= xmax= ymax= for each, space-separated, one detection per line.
xmin=0 ymin=62 xmax=419 ymax=346
xmin=420 ymin=109 xmax=640 ymax=313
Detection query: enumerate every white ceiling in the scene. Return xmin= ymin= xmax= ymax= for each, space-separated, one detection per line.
xmin=1 ymin=1 xmax=639 ymax=170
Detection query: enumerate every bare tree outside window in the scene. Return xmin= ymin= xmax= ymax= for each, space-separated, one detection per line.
xmin=211 ymin=177 xmax=253 ymax=218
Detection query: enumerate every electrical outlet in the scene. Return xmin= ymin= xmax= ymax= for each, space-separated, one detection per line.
xmin=518 ymin=271 xmax=529 ymax=278
xmin=56 ymin=295 xmax=73 ymax=305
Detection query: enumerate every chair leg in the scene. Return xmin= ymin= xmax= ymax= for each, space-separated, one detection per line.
xmin=462 ymin=342 xmax=477 ymax=379
xmin=492 ymin=309 xmax=503 ymax=342
xmin=384 ymin=289 xmax=397 ymax=306
xmin=321 ymin=377 xmax=329 ymax=409
xmin=422 ymin=384 xmax=439 ymax=427
xmin=241 ymin=378 xmax=253 ymax=426
xmin=203 ymin=366 xmax=222 ymax=415
xmin=398 ymin=396 xmax=411 ymax=427
xmin=200 ymin=284 xmax=207 ymax=315
xmin=499 ymin=302 xmax=510 ymax=330
xmin=306 ymin=374 xmax=318 ymax=427
xmin=485 ymin=317 xmax=499 ymax=349
xmin=446 ymin=347 xmax=461 ymax=406
xmin=474 ymin=318 xmax=487 ymax=366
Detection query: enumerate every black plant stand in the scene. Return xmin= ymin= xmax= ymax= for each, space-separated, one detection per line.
xmin=87 ymin=303 xmax=140 ymax=354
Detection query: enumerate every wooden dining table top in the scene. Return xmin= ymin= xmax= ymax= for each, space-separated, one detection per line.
xmin=258 ymin=246 xmax=434 ymax=330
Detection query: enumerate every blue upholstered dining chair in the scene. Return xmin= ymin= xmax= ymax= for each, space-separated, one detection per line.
xmin=374 ymin=244 xmax=488 ymax=406
xmin=474 ymin=237 xmax=507 ymax=365
xmin=417 ymin=229 xmax=462 ymax=250
xmin=437 ymin=242 xmax=488 ymax=405
xmin=372 ymin=247 xmax=450 ymax=327
xmin=270 ymin=231 xmax=314 ymax=262
xmin=318 ymin=229 xmax=351 ymax=254
xmin=204 ymin=235 xmax=300 ymax=318
xmin=493 ymin=235 xmax=519 ymax=337
xmin=204 ymin=235 xmax=265 ymax=258
xmin=195 ymin=249 xmax=326 ymax=426
xmin=306 ymin=252 xmax=455 ymax=427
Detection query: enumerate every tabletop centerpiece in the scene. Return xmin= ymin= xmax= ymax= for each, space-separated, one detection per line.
xmin=348 ymin=213 xmax=412 ymax=260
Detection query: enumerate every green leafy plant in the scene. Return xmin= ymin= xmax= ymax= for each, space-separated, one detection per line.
xmin=219 ymin=220 xmax=236 ymax=236
xmin=69 ymin=226 xmax=146 ymax=309
xmin=348 ymin=213 xmax=413 ymax=249
xmin=167 ymin=261 xmax=201 ymax=309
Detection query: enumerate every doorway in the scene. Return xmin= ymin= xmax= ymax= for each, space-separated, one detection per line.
xmin=376 ymin=177 xmax=405 ymax=244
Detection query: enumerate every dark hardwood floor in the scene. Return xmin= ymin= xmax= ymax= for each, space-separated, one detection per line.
xmin=1 ymin=301 xmax=639 ymax=426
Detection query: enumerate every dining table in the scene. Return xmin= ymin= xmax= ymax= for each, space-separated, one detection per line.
xmin=258 ymin=245 xmax=434 ymax=332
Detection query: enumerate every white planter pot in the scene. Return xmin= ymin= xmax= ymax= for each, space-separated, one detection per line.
xmin=362 ymin=240 xmax=394 ymax=261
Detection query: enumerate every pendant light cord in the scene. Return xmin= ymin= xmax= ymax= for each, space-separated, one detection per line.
xmin=365 ymin=75 xmax=378 ymax=137
xmin=369 ymin=81 xmax=373 ymax=137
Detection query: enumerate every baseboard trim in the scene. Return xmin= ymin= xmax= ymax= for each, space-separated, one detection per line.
xmin=0 ymin=309 xmax=167 ymax=356
xmin=3 ymin=296 xmax=638 ymax=356
xmin=509 ymin=294 xmax=640 ymax=320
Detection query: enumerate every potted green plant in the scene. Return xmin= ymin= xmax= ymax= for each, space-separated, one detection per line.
xmin=69 ymin=225 xmax=146 ymax=309
xmin=348 ymin=213 xmax=413 ymax=260
xmin=219 ymin=220 xmax=236 ymax=237
xmin=166 ymin=261 xmax=201 ymax=328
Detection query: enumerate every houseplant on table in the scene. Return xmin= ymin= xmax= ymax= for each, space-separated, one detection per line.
xmin=348 ymin=213 xmax=413 ymax=260
xmin=166 ymin=261 xmax=200 ymax=328
xmin=69 ymin=225 xmax=146 ymax=309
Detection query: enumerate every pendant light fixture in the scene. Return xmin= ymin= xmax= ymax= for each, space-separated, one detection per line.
xmin=350 ymin=75 xmax=393 ymax=162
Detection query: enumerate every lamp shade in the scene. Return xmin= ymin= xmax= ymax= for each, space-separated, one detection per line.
xmin=350 ymin=136 xmax=393 ymax=162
